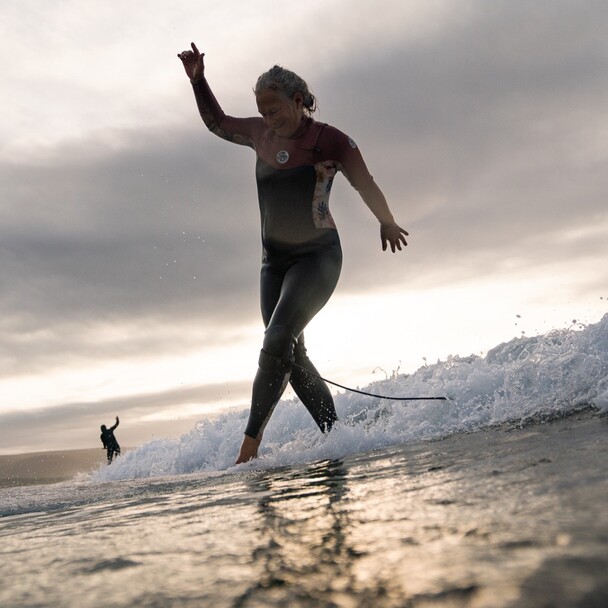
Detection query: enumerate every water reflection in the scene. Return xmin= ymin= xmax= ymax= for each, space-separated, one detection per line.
xmin=237 ymin=459 xmax=360 ymax=604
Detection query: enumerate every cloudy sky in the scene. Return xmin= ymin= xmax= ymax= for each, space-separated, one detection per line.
xmin=1 ymin=0 xmax=607 ymax=455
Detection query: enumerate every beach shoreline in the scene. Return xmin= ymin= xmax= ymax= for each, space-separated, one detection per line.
xmin=0 ymin=448 xmax=114 ymax=488
xmin=2 ymin=407 xmax=605 ymax=488
xmin=1 ymin=409 xmax=607 ymax=606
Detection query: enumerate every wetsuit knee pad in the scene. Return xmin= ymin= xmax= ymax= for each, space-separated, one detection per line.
xmin=259 ymin=325 xmax=296 ymax=374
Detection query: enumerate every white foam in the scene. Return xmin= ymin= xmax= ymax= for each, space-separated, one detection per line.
xmin=91 ymin=314 xmax=607 ymax=481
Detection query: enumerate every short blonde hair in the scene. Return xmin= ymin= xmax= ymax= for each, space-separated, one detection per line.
xmin=254 ymin=65 xmax=317 ymax=115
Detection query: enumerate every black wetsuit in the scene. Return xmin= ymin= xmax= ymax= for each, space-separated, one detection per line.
xmin=191 ymin=77 xmax=388 ymax=438
xmin=100 ymin=421 xmax=121 ymax=464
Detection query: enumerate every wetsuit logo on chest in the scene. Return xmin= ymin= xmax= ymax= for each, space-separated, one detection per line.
xmin=276 ymin=150 xmax=289 ymax=164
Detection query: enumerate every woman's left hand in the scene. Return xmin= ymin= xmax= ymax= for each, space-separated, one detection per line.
xmin=381 ymin=222 xmax=409 ymax=252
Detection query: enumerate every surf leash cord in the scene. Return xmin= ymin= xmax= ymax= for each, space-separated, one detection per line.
xmin=295 ymin=364 xmax=448 ymax=401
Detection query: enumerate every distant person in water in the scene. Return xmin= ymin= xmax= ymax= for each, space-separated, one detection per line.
xmin=100 ymin=416 xmax=121 ymax=464
xmin=178 ymin=42 xmax=408 ymax=464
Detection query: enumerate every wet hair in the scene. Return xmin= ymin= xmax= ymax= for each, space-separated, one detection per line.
xmin=254 ymin=65 xmax=317 ymax=115
xmin=100 ymin=425 xmax=106 ymax=431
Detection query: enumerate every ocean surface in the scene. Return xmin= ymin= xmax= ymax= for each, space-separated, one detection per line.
xmin=1 ymin=315 xmax=607 ymax=607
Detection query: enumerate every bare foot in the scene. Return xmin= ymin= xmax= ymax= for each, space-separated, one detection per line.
xmin=235 ymin=434 xmax=261 ymax=464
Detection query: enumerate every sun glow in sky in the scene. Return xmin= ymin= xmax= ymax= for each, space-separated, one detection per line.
xmin=1 ymin=0 xmax=607 ymax=454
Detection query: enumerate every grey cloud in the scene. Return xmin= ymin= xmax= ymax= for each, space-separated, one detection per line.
xmin=5 ymin=1 xmax=608 ymax=371
xmin=1 ymin=128 xmax=264 ymax=378
xmin=2 ymin=1 xmax=608 ymax=452
xmin=311 ymin=0 xmax=608 ymax=288
xmin=5 ymin=0 xmax=607 ymax=323
xmin=0 ymin=378 xmax=251 ymax=455
xmin=1 ymin=128 xmax=261 ymax=321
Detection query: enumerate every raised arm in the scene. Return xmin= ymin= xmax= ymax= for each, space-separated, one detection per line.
xmin=110 ymin=416 xmax=119 ymax=431
xmin=177 ymin=42 xmax=256 ymax=148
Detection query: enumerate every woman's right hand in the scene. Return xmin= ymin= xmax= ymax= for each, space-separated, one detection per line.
xmin=177 ymin=42 xmax=205 ymax=82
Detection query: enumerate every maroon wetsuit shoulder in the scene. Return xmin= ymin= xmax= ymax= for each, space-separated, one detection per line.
xmin=191 ymin=78 xmax=383 ymax=249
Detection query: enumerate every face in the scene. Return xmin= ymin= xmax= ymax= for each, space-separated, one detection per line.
xmin=256 ymin=89 xmax=304 ymax=138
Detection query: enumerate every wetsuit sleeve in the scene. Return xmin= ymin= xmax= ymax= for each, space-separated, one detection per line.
xmin=191 ymin=78 xmax=257 ymax=149
xmin=324 ymin=127 xmax=395 ymax=225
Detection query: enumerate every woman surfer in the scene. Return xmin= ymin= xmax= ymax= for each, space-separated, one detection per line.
xmin=178 ymin=43 xmax=408 ymax=463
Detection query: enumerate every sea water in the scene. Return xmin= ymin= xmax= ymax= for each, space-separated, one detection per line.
xmin=1 ymin=315 xmax=607 ymax=607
